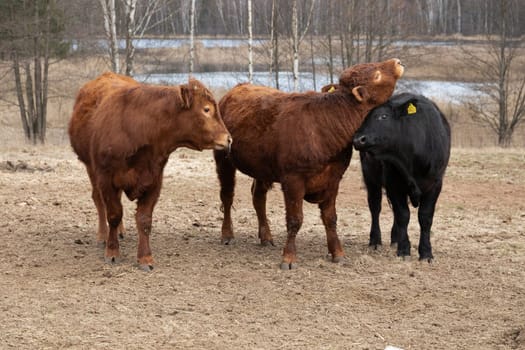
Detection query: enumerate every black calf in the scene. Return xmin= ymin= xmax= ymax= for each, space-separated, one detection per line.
xmin=353 ymin=93 xmax=451 ymax=261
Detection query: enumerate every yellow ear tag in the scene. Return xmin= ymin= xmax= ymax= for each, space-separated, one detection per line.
xmin=407 ymin=103 xmax=417 ymax=115
xmin=328 ymin=86 xmax=336 ymax=93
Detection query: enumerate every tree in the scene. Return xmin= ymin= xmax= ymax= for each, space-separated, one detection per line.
xmin=247 ymin=0 xmax=253 ymax=83
xmin=99 ymin=0 xmax=119 ymax=73
xmin=290 ymin=0 xmax=315 ymax=91
xmin=465 ymin=0 xmax=525 ymax=147
xmin=99 ymin=0 xmax=166 ymax=76
xmin=0 ymin=0 xmax=66 ymax=144
xmin=122 ymin=0 xmax=164 ymax=76
xmin=189 ymin=0 xmax=196 ymax=74
xmin=269 ymin=0 xmax=279 ymax=89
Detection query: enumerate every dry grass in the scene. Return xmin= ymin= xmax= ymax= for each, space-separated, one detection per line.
xmin=0 ymin=143 xmax=524 ymax=349
xmin=1 ymin=38 xmax=524 ymax=148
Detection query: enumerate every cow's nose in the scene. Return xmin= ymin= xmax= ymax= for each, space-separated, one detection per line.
xmin=355 ymin=135 xmax=367 ymax=146
xmin=227 ymin=135 xmax=233 ymax=154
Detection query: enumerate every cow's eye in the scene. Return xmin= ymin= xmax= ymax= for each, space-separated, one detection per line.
xmin=378 ymin=114 xmax=389 ymax=120
xmin=204 ymin=106 xmax=210 ymax=113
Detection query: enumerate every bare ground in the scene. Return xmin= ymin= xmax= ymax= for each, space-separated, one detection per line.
xmin=0 ymin=136 xmax=524 ymax=349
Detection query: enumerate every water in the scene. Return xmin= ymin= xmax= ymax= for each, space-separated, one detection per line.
xmin=86 ymin=38 xmax=457 ymax=50
xmin=134 ymin=71 xmax=483 ymax=104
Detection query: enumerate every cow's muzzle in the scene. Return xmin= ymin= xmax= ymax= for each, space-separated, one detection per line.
xmin=353 ymin=134 xmax=370 ymax=150
xmin=215 ymin=135 xmax=233 ymax=154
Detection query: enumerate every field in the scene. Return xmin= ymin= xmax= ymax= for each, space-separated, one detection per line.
xmin=0 ymin=38 xmax=524 ymax=349
xmin=1 ymin=132 xmax=524 ymax=349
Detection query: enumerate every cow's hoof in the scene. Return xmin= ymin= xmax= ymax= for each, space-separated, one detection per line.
xmin=221 ymin=237 xmax=235 ymax=245
xmin=104 ymin=256 xmax=120 ymax=264
xmin=399 ymin=255 xmax=411 ymax=262
xmin=369 ymin=242 xmax=382 ymax=250
xmin=280 ymin=262 xmax=297 ymax=270
xmin=419 ymin=256 xmax=433 ymax=264
xmin=119 ymin=233 xmax=125 ymax=240
xmin=332 ymin=255 xmax=346 ymax=264
xmin=260 ymin=239 xmax=275 ymax=247
xmin=396 ymin=246 xmax=411 ymax=257
xmin=138 ymin=264 xmax=154 ymax=272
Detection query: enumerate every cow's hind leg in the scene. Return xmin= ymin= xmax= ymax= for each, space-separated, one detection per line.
xmin=214 ymin=150 xmax=236 ymax=245
xmin=88 ymin=168 xmax=125 ymax=245
xmin=251 ymin=179 xmax=274 ymax=246
xmin=417 ymin=180 xmax=443 ymax=262
xmin=135 ymin=180 xmax=162 ymax=271
xmin=319 ymin=196 xmax=344 ymax=263
xmin=100 ymin=182 xmax=123 ymax=264
xmin=117 ymin=190 xmax=126 ymax=239
xmin=87 ymin=168 xmax=109 ymax=244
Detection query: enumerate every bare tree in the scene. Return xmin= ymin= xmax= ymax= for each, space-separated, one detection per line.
xmin=465 ymin=0 xmax=525 ymax=146
xmin=456 ymin=0 xmax=462 ymax=34
xmin=189 ymin=0 xmax=196 ymax=74
xmin=269 ymin=0 xmax=279 ymax=89
xmin=122 ymin=0 xmax=137 ymax=76
xmin=0 ymin=0 xmax=65 ymax=144
xmin=99 ymin=0 xmax=119 ymax=72
xmin=121 ymin=0 xmax=164 ymax=76
xmin=291 ymin=0 xmax=315 ymax=91
xmin=247 ymin=0 xmax=253 ymax=83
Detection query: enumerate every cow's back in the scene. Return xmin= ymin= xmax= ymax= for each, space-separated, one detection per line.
xmin=68 ymin=72 xmax=138 ymax=164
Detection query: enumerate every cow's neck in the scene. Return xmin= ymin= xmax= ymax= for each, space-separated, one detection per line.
xmin=317 ymin=94 xmax=376 ymax=157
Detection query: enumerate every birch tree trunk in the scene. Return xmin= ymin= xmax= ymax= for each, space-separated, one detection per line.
xmin=99 ymin=0 xmax=119 ymax=73
xmin=456 ymin=0 xmax=462 ymax=34
xmin=123 ymin=0 xmax=137 ymax=76
xmin=247 ymin=0 xmax=253 ymax=83
xmin=291 ymin=0 xmax=316 ymax=91
xmin=291 ymin=0 xmax=299 ymax=91
xmin=189 ymin=0 xmax=196 ymax=74
xmin=270 ymin=0 xmax=279 ymax=89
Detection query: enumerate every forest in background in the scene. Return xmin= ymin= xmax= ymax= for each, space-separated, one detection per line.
xmin=0 ymin=0 xmax=524 ymax=147
xmin=64 ymin=0 xmax=525 ymax=39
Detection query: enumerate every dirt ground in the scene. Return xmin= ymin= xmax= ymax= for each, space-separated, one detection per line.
xmin=0 ymin=131 xmax=524 ymax=349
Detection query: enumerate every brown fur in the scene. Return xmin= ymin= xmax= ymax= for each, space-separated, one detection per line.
xmin=214 ymin=59 xmax=404 ymax=269
xmin=69 ymin=72 xmax=231 ymax=270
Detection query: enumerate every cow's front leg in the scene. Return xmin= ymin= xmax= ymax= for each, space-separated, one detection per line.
xmin=319 ymin=197 xmax=344 ymax=263
xmin=365 ymin=180 xmax=383 ymax=248
xmin=387 ymin=191 xmax=411 ymax=258
xmin=135 ymin=180 xmax=162 ymax=271
xmin=280 ymin=177 xmax=305 ymax=270
xmin=214 ymin=151 xmax=236 ymax=245
xmin=251 ymin=179 xmax=274 ymax=246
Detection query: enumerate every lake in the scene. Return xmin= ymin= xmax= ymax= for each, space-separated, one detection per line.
xmin=135 ymin=71 xmax=483 ymax=104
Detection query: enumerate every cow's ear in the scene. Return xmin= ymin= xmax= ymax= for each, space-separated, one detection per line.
xmin=351 ymin=86 xmax=369 ymax=103
xmin=392 ymin=94 xmax=419 ymax=116
xmin=180 ymin=84 xmax=193 ymax=109
xmin=322 ymin=83 xmax=339 ymax=93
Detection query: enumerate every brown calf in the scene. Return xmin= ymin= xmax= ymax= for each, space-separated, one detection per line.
xmin=214 ymin=59 xmax=404 ymax=269
xmin=69 ymin=72 xmax=231 ymax=270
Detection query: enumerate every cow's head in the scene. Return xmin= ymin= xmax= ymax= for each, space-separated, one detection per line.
xmin=177 ymin=79 xmax=232 ymax=152
xmin=339 ymin=58 xmax=404 ymax=105
xmin=353 ymin=93 xmax=421 ymax=153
